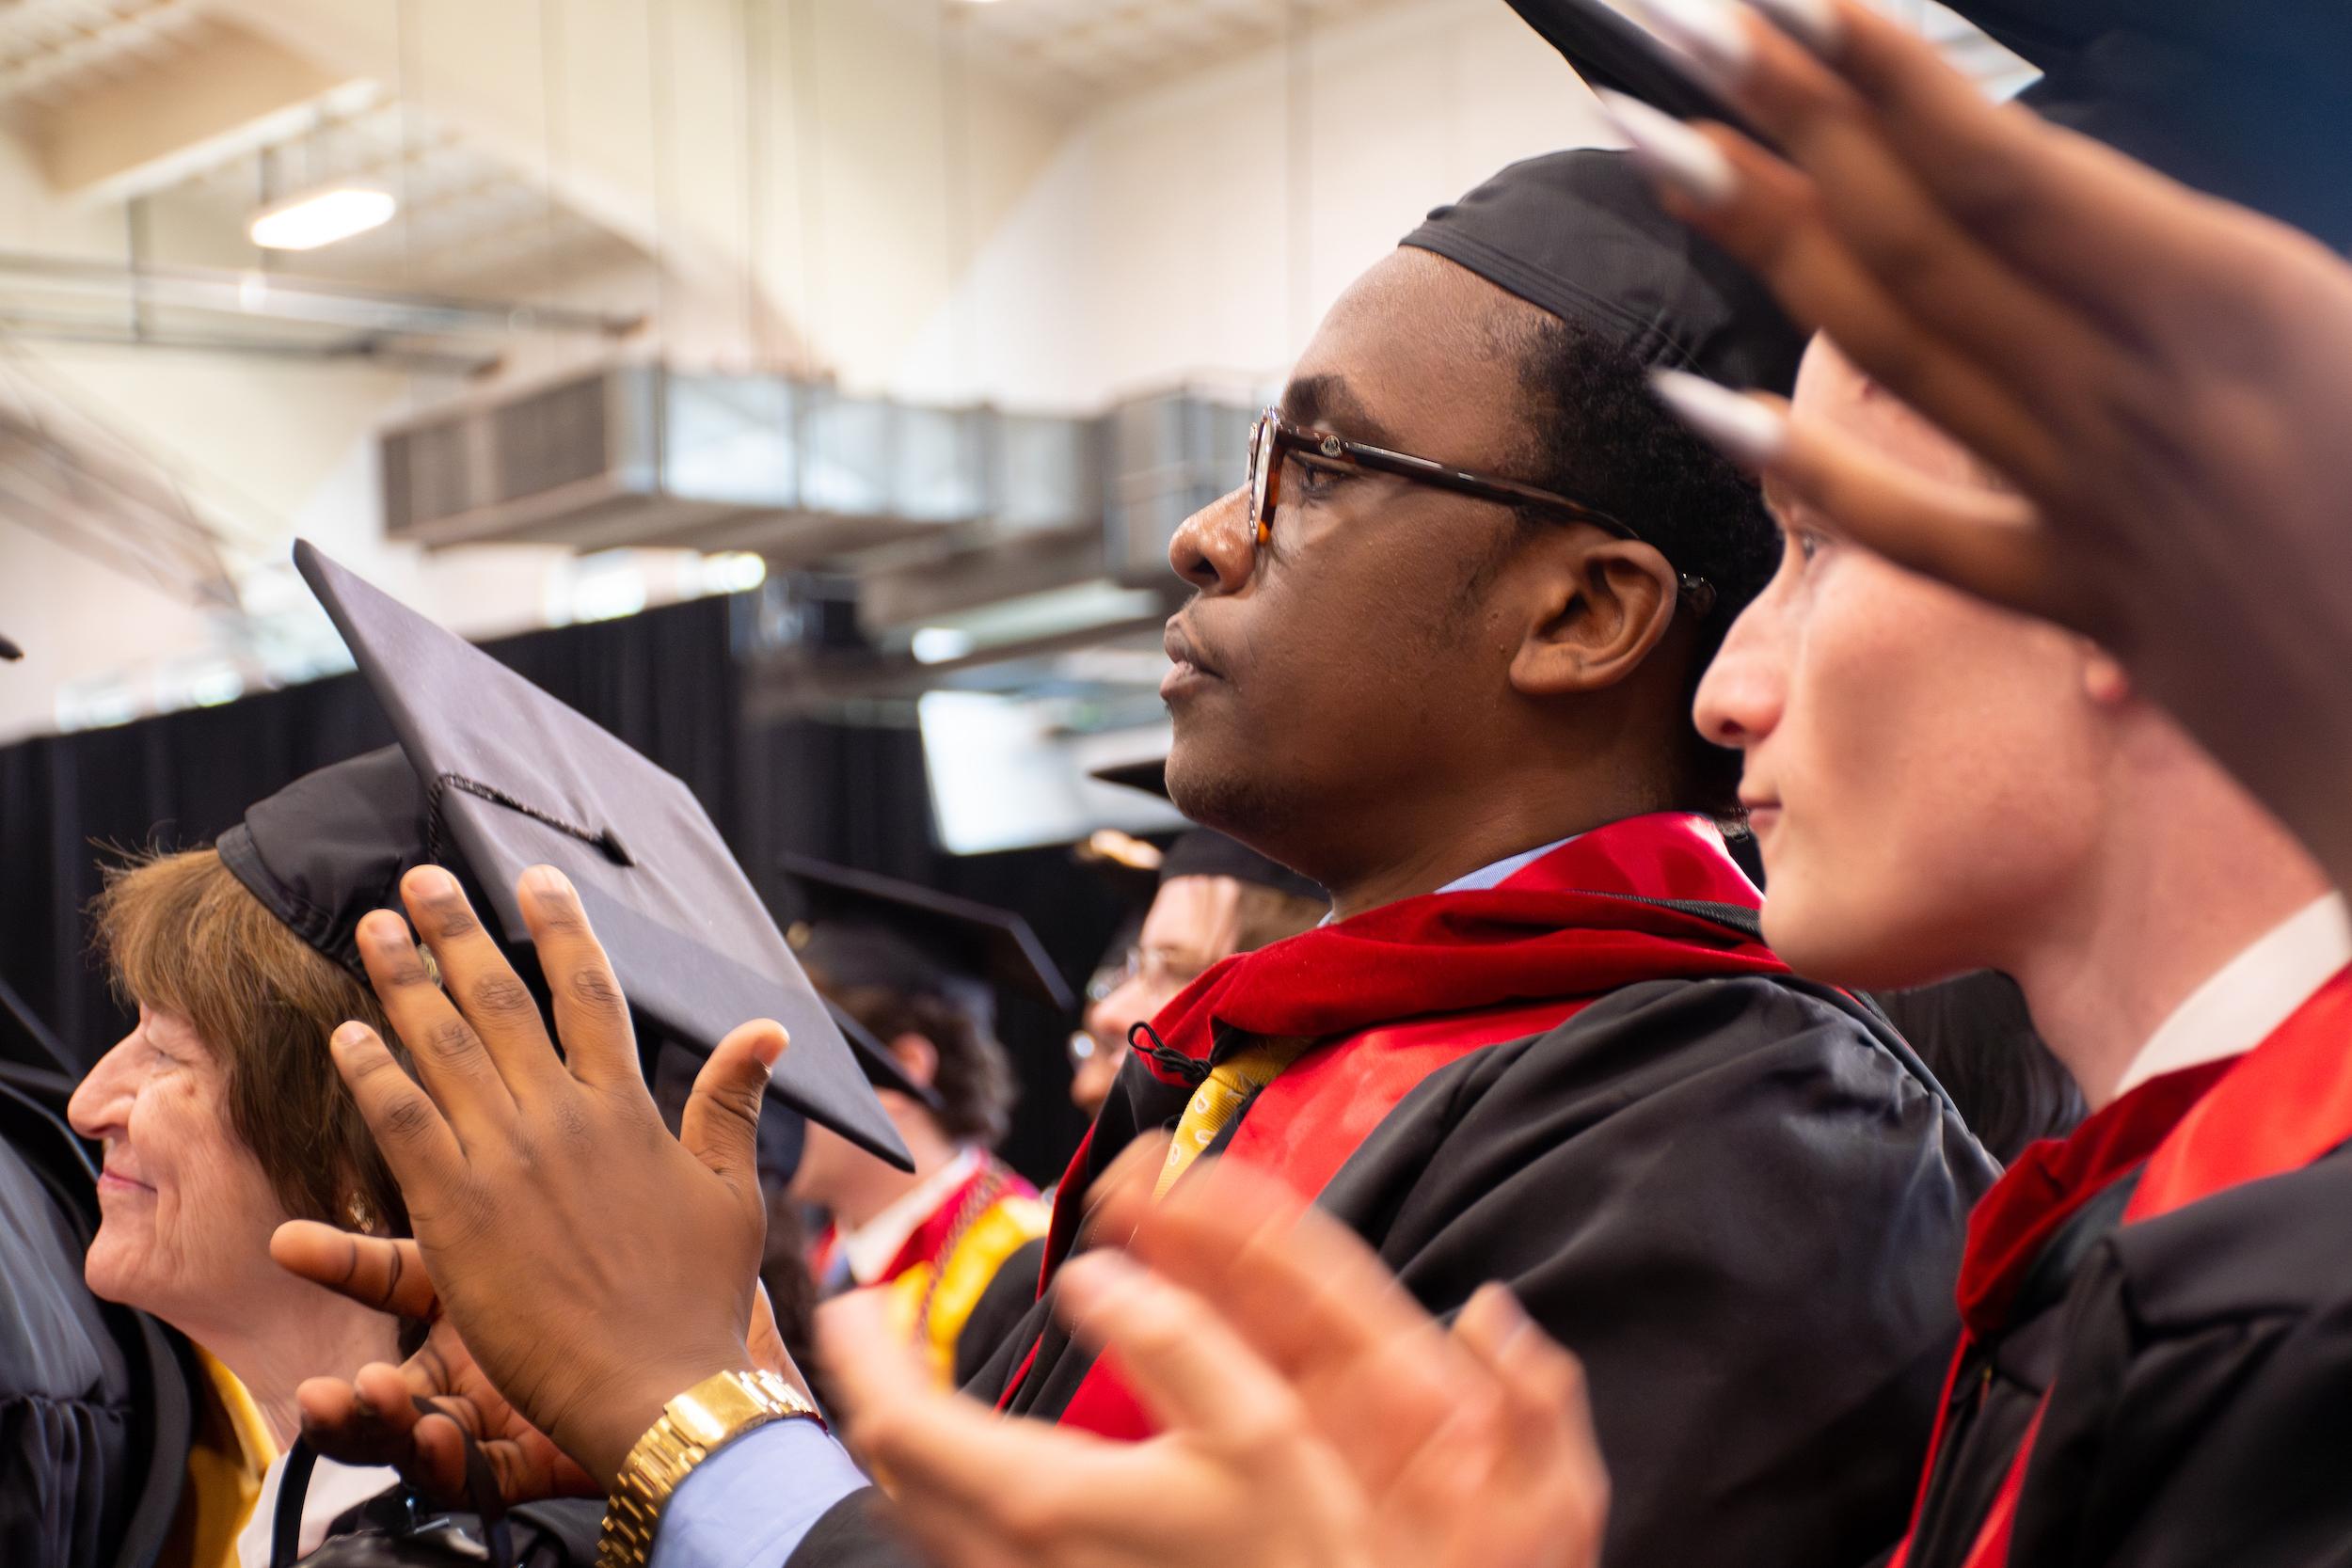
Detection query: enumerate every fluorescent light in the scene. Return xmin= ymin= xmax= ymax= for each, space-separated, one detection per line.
xmin=249 ymin=186 xmax=397 ymax=251
xmin=912 ymin=626 xmax=978 ymax=664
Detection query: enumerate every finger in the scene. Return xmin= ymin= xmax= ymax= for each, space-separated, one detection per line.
xmin=1448 ymin=1285 xmax=1610 ymax=1565
xmin=1770 ymin=400 xmax=2079 ymax=627
xmin=400 ymin=866 xmax=566 ymax=1101
xmin=1055 ymin=1250 xmax=1318 ymax=1446
xmin=1661 ymin=124 xmax=2071 ymax=499
xmin=822 ymin=1292 xmax=1151 ymax=1531
xmin=1104 ymin=1160 xmax=1443 ymax=1380
xmin=1454 ymin=1285 xmax=1604 ymax=1485
xmin=1701 ymin=8 xmax=2115 ymax=415
xmin=515 ymin=865 xmax=643 ymax=1090
xmin=354 ymin=908 xmax=516 ymax=1135
xmin=1072 ymin=1130 xmax=1172 ymax=1254
xmin=272 ymin=1222 xmax=439 ymax=1319
xmin=680 ymin=1018 xmax=786 ymax=1217
xmin=407 ymin=1410 xmax=475 ymax=1502
xmin=323 ymin=1017 xmax=469 ymax=1196
xmin=295 ymin=1371 xmax=418 ymax=1467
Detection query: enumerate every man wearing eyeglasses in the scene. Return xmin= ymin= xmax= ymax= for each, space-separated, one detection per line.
xmin=278 ymin=150 xmax=1998 ymax=1568
xmin=703 ymin=148 xmax=1992 ymax=1568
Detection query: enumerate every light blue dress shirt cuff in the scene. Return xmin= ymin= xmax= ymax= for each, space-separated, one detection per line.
xmin=647 ymin=1418 xmax=868 ymax=1568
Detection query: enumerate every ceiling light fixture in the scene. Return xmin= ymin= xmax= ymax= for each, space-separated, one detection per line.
xmin=249 ymin=186 xmax=398 ymax=252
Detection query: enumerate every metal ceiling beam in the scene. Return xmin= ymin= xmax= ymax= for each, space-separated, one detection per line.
xmin=0 ymin=251 xmax=642 ymax=341
xmin=0 ymin=313 xmax=499 ymax=375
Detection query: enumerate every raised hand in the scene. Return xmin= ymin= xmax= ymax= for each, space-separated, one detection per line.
xmin=822 ymin=1155 xmax=1606 ymax=1568
xmin=1614 ymin=0 xmax=2352 ymax=889
xmin=277 ymin=864 xmax=787 ymax=1489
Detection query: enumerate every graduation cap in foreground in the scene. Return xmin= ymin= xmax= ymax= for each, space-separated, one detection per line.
xmin=777 ymin=853 xmax=1076 ymax=1023
xmin=1087 ymin=760 xmax=1328 ymax=906
xmin=1939 ymin=0 xmax=2352 ymax=254
xmin=1502 ymin=0 xmax=2352 ymax=254
xmin=278 ymin=542 xmax=911 ymax=1169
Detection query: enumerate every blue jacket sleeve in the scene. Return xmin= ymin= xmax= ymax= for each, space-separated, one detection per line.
xmin=647 ymin=1418 xmax=867 ymax=1568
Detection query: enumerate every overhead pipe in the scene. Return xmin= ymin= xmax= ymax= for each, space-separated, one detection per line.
xmin=0 ymin=250 xmax=642 ymax=341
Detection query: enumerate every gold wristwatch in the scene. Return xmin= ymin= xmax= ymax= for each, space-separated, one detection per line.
xmin=596 ymin=1368 xmax=822 ymax=1568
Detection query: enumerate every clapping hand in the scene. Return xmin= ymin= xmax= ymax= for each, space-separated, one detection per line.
xmin=271 ymin=865 xmax=787 ymax=1491
xmin=823 ymin=1152 xmax=1608 ymax=1568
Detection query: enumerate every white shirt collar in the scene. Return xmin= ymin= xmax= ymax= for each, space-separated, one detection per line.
xmin=839 ymin=1146 xmax=982 ymax=1286
xmin=1437 ymin=834 xmax=1581 ymax=895
xmin=2111 ymin=893 xmax=2352 ymax=1101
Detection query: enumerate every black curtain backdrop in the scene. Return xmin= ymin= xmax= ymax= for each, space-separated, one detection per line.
xmin=0 ymin=592 xmax=1113 ymax=1186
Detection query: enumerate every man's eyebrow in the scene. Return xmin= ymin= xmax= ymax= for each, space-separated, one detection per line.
xmin=1279 ymin=373 xmax=1406 ymax=451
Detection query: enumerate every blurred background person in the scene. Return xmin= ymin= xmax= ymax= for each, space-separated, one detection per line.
xmin=1068 ymin=762 xmax=1327 ymax=1121
xmin=778 ymin=855 xmax=1064 ymax=1388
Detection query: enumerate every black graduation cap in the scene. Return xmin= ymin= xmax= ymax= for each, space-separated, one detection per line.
xmin=280 ymin=541 xmax=913 ymax=1169
xmin=1086 ymin=761 xmax=1328 ymax=905
xmin=1502 ymin=0 xmax=2352 ymax=255
xmin=1943 ymin=0 xmax=2352 ymax=253
xmin=776 ymin=853 xmax=1076 ymax=1021
xmin=1399 ymin=144 xmax=1806 ymax=393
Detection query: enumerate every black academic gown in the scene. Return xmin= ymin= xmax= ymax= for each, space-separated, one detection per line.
xmin=790 ymin=972 xmax=1996 ymax=1568
xmin=2005 ymin=1146 xmax=2352 ymax=1568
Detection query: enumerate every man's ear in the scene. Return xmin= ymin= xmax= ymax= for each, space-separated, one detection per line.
xmin=1507 ymin=535 xmax=1681 ymax=698
xmin=886 ymin=1031 xmax=941 ymax=1091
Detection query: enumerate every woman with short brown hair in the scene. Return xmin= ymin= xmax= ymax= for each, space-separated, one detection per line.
xmin=71 ymin=836 xmax=414 ymax=1567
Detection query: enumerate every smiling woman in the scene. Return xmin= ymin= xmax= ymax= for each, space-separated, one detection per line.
xmin=69 ymin=848 xmax=416 ymax=1567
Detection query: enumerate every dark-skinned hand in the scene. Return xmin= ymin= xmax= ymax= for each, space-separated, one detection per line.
xmin=270 ymin=863 xmax=786 ymax=1490
xmin=1620 ymin=0 xmax=2352 ymax=894
xmin=269 ymin=1227 xmax=803 ymax=1506
xmin=823 ymin=1152 xmax=1607 ymax=1568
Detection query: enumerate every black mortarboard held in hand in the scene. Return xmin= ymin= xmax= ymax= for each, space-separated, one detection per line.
xmin=777 ymin=853 xmax=1076 ymax=1025
xmin=1499 ymin=0 xmax=2352 ymax=255
xmin=240 ymin=542 xmax=913 ymax=1168
xmin=1935 ymin=0 xmax=2352 ymax=254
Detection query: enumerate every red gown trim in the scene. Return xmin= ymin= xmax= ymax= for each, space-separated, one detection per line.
xmin=1905 ymin=962 xmax=2352 ymax=1568
xmin=1021 ymin=814 xmax=1788 ymax=1437
xmin=809 ymin=1159 xmax=1040 ymax=1290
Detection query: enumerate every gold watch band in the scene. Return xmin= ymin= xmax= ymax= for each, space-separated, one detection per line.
xmin=596 ymin=1368 xmax=821 ymax=1568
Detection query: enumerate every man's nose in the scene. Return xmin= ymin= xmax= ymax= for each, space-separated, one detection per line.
xmin=1692 ymin=596 xmax=1786 ymax=750
xmin=1085 ymin=976 xmax=1140 ymax=1049
xmin=1168 ymin=486 xmax=1256 ymax=594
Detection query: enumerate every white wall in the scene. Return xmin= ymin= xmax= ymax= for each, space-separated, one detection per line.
xmin=0 ymin=0 xmax=1596 ymax=741
xmin=888 ymin=0 xmax=1604 ymax=409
